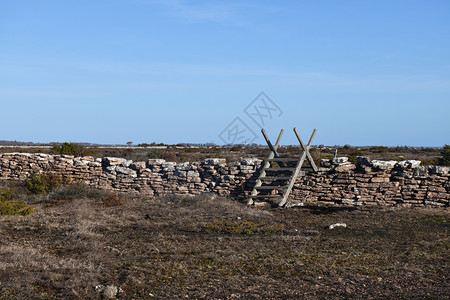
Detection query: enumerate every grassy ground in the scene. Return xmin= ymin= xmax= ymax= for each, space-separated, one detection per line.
xmin=0 ymin=183 xmax=448 ymax=299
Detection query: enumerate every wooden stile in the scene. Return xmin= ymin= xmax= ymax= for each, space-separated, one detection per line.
xmin=247 ymin=127 xmax=318 ymax=207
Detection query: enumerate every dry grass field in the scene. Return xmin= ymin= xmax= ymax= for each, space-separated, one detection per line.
xmin=0 ymin=182 xmax=448 ymax=299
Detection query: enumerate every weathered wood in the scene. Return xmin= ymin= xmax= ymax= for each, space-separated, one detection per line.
xmin=261 ymin=129 xmax=281 ymax=159
xmin=265 ymin=167 xmax=296 ymax=171
xmin=248 ymin=127 xmax=319 ymax=207
xmin=260 ymin=176 xmax=292 ymax=180
xmin=247 ymin=129 xmax=284 ymax=205
xmin=293 ymin=127 xmax=318 ymax=172
xmin=278 ymin=156 xmax=306 ymax=207
xmin=267 ymin=158 xmax=299 ymax=162
xmin=255 ymin=186 xmax=288 ymax=190
xmin=252 ymin=195 xmax=282 ymax=199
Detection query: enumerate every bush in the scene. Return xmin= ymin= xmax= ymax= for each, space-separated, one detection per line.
xmin=51 ymin=142 xmax=96 ymax=157
xmin=0 ymin=187 xmax=34 ymax=216
xmin=434 ymin=145 xmax=450 ymax=166
xmin=25 ymin=172 xmax=73 ymax=194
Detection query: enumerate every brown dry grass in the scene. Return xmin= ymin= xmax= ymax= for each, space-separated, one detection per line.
xmin=0 ymin=185 xmax=448 ymax=299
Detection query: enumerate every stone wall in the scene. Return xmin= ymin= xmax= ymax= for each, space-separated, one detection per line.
xmin=0 ymin=153 xmax=448 ymax=207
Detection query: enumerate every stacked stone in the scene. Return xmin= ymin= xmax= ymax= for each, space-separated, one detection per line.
xmin=290 ymin=156 xmax=449 ymax=207
xmin=98 ymin=156 xmax=262 ymax=197
xmin=0 ymin=152 xmax=448 ymax=207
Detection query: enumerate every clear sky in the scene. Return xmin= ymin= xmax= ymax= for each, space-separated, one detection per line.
xmin=1 ymin=0 xmax=449 ymax=146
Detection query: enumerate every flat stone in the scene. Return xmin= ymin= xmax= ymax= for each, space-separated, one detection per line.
xmin=396 ymin=160 xmax=421 ymax=169
xmin=372 ymin=160 xmax=397 ymax=170
xmin=356 ymin=156 xmax=371 ymax=166
xmin=204 ymin=158 xmax=226 ymax=165
xmin=320 ymin=159 xmax=332 ymax=167
xmin=240 ymin=158 xmax=261 ymax=165
xmin=413 ymin=166 xmax=428 ymax=177
xmin=431 ymin=166 xmax=450 ymax=175
xmin=332 ymin=157 xmax=348 ymax=164
xmin=370 ymin=177 xmax=390 ymax=183
xmin=103 ymin=157 xmax=127 ymax=166
xmin=146 ymin=159 xmax=166 ymax=165
xmin=187 ymin=170 xmax=200 ymax=177
xmin=129 ymin=161 xmax=146 ymax=170
xmin=115 ymin=166 xmax=137 ymax=177
xmin=121 ymin=160 xmax=133 ymax=167
xmin=334 ymin=164 xmax=356 ymax=173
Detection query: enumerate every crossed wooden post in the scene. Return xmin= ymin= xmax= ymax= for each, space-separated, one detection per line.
xmin=247 ymin=127 xmax=318 ymax=207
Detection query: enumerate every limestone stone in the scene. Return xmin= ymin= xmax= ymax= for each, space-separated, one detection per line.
xmin=204 ymin=158 xmax=226 ymax=165
xmin=372 ymin=160 xmax=397 ymax=170
xmin=115 ymin=167 xmax=137 ymax=178
xmin=334 ymin=164 xmax=356 ymax=173
xmin=431 ymin=166 xmax=450 ymax=176
xmin=0 ymin=152 xmax=448 ymax=208
xmin=103 ymin=157 xmax=127 ymax=166
xmin=121 ymin=160 xmax=133 ymax=167
xmin=240 ymin=158 xmax=262 ymax=165
xmin=332 ymin=157 xmax=348 ymax=164
xmin=396 ymin=160 xmax=421 ymax=169
xmin=320 ymin=159 xmax=332 ymax=167
xmin=130 ymin=161 xmax=146 ymax=170
xmin=356 ymin=156 xmax=371 ymax=166
xmin=146 ymin=159 xmax=166 ymax=166
xmin=413 ymin=166 xmax=428 ymax=177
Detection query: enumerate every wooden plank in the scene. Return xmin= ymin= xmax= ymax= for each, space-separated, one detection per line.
xmin=260 ymin=176 xmax=292 ymax=180
xmin=293 ymin=127 xmax=318 ymax=172
xmin=278 ymin=154 xmax=307 ymax=207
xmin=255 ymin=186 xmax=288 ymax=190
xmin=252 ymin=195 xmax=282 ymax=199
xmin=267 ymin=158 xmax=299 ymax=162
xmin=265 ymin=167 xmax=296 ymax=171
xmin=261 ymin=129 xmax=281 ymax=159
xmin=247 ymin=129 xmax=284 ymax=205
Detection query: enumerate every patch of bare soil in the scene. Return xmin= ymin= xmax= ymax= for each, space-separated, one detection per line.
xmin=0 ymin=190 xmax=448 ymax=299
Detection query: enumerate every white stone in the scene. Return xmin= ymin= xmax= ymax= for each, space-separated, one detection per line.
xmin=240 ymin=158 xmax=261 ymax=165
xmin=431 ymin=166 xmax=450 ymax=175
xmin=102 ymin=284 xmax=118 ymax=299
xmin=332 ymin=157 xmax=348 ymax=164
xmin=396 ymin=160 xmax=421 ymax=169
xmin=204 ymin=158 xmax=226 ymax=165
xmin=115 ymin=167 xmax=137 ymax=177
xmin=372 ymin=160 xmax=397 ymax=170
xmin=103 ymin=157 xmax=127 ymax=166
xmin=328 ymin=223 xmax=347 ymax=229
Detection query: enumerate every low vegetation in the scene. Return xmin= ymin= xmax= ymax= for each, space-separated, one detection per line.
xmin=0 ymin=187 xmax=34 ymax=216
xmin=25 ymin=172 xmax=74 ymax=194
xmin=0 ymin=180 xmax=448 ymax=298
xmin=434 ymin=144 xmax=450 ymax=166
xmin=51 ymin=142 xmax=97 ymax=157
xmin=203 ymin=219 xmax=285 ymax=235
xmin=1 ymin=143 xmax=444 ymax=165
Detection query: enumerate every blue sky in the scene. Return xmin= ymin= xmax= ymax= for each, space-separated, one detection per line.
xmin=1 ymin=0 xmax=449 ymax=146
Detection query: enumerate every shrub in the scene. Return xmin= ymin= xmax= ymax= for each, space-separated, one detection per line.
xmin=51 ymin=142 xmax=97 ymax=157
xmin=0 ymin=187 xmax=34 ymax=216
xmin=147 ymin=149 xmax=163 ymax=159
xmin=434 ymin=145 xmax=450 ymax=166
xmin=25 ymin=172 xmax=73 ymax=194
